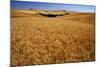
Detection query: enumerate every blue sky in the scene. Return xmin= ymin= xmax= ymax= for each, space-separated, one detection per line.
xmin=11 ymin=1 xmax=95 ymax=12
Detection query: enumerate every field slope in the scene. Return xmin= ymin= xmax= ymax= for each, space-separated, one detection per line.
xmin=11 ymin=10 xmax=95 ymax=66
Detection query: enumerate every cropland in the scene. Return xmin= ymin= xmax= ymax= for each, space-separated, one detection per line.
xmin=11 ymin=9 xmax=95 ymax=66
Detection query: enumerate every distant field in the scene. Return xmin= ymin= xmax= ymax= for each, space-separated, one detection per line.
xmin=11 ymin=9 xmax=95 ymax=66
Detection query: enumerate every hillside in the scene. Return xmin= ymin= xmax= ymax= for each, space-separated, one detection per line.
xmin=11 ymin=9 xmax=95 ymax=66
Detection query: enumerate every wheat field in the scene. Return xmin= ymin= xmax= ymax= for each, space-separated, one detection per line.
xmin=11 ymin=10 xmax=95 ymax=66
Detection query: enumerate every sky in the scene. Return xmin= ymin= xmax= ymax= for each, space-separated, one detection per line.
xmin=11 ymin=0 xmax=95 ymax=5
xmin=11 ymin=1 xmax=95 ymax=12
